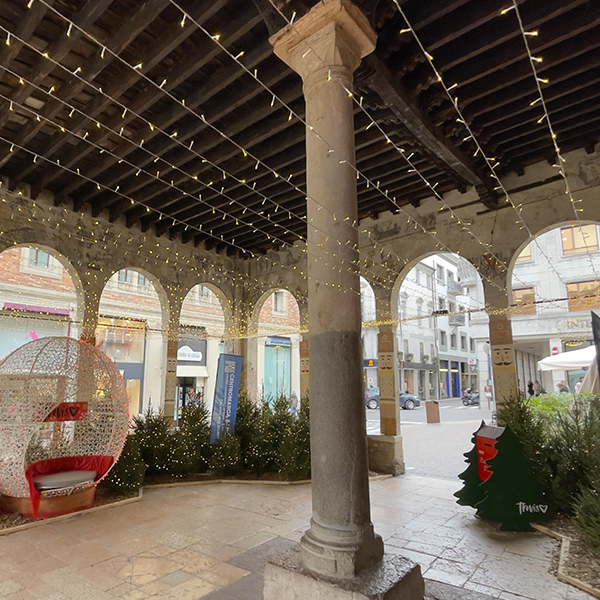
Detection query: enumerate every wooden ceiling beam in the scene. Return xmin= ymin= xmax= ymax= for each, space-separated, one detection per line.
xmin=84 ymin=52 xmax=289 ymax=211
xmin=56 ymin=7 xmax=264 ymax=198
xmin=106 ymin=92 xmax=305 ymax=221
xmin=16 ymin=0 xmax=228 ymax=184
xmin=362 ymin=54 xmax=497 ymax=209
xmin=0 ymin=0 xmax=170 ymax=172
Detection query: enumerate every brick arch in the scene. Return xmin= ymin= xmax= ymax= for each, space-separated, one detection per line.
xmin=250 ymin=287 xmax=301 ymax=336
xmin=0 ymin=241 xmax=85 ymax=330
xmin=99 ymin=266 xmax=170 ymax=333
xmin=179 ymin=282 xmax=231 ymax=341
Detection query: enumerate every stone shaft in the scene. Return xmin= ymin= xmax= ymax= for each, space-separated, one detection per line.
xmin=271 ymin=0 xmax=382 ymax=579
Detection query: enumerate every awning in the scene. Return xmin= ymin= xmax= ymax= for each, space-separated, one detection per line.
xmin=176 ymin=365 xmax=209 ymax=378
xmin=537 ymin=345 xmax=596 ymax=371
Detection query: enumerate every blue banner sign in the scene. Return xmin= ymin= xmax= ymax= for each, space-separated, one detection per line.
xmin=210 ymin=354 xmax=243 ymax=444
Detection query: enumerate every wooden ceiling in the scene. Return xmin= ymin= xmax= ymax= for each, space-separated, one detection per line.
xmin=0 ymin=0 xmax=598 ymax=255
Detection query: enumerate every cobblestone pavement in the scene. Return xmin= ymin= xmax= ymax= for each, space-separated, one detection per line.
xmin=0 ymin=476 xmax=593 ymax=599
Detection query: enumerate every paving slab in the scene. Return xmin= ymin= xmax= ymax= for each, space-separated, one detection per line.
xmin=0 ymin=474 xmax=594 ymax=600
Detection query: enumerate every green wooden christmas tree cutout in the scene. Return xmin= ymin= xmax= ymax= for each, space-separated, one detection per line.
xmin=476 ymin=424 xmax=554 ymax=531
xmin=454 ymin=421 xmax=486 ymax=508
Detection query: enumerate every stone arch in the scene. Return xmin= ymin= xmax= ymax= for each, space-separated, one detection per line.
xmin=0 ymin=242 xmax=85 ymax=357
xmin=385 ymin=251 xmax=487 ymax=400
xmin=97 ymin=267 xmax=170 ymax=416
xmin=506 ymin=220 xmax=600 ymax=396
xmin=179 ymin=282 xmax=231 ymax=406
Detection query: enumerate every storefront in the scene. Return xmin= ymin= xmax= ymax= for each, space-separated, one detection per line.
xmin=176 ymin=337 xmax=208 ymax=414
xmin=0 ymin=304 xmax=71 ymax=360
xmin=264 ymin=336 xmax=291 ymax=400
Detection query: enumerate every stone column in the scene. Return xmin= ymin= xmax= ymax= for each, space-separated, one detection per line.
xmin=79 ymin=279 xmax=103 ymax=344
xmin=226 ymin=299 xmax=255 ymax=398
xmin=162 ymin=289 xmax=182 ymax=421
xmin=484 ymin=282 xmax=519 ymax=413
xmin=368 ymin=284 xmax=405 ymax=475
xmin=271 ymin=0 xmax=382 ymax=578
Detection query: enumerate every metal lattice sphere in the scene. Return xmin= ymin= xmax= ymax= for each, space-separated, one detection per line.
xmin=0 ymin=337 xmax=129 ymax=501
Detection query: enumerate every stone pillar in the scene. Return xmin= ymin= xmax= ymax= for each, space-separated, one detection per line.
xmin=271 ymin=0 xmax=382 ymax=579
xmin=484 ymin=282 xmax=518 ymax=413
xmin=79 ymin=279 xmax=103 ymax=344
xmin=299 ymin=301 xmax=310 ymax=399
xmin=162 ymin=289 xmax=182 ymax=421
xmin=367 ymin=284 xmax=405 ymax=475
xmin=226 ymin=299 xmax=256 ymax=399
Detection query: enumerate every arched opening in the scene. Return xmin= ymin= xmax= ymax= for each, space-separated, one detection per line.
xmin=97 ymin=268 xmax=167 ymax=418
xmin=254 ymin=289 xmax=301 ymax=402
xmin=178 ymin=283 xmax=227 ymax=413
xmin=0 ymin=244 xmax=82 ymax=360
xmin=393 ymin=253 xmax=486 ymax=403
xmin=509 ymin=221 xmax=600 ymax=396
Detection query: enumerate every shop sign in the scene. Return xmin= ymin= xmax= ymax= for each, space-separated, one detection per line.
xmin=266 ymin=337 xmax=291 ymax=347
xmin=177 ymin=339 xmax=207 ymax=365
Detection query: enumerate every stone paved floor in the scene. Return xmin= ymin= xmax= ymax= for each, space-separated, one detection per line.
xmin=0 ymin=475 xmax=593 ymax=600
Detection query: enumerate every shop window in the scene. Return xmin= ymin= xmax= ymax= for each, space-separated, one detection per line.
xmin=96 ymin=317 xmax=146 ymax=363
xmin=273 ymin=290 xmax=287 ymax=314
xmin=566 ymin=281 xmax=600 ymax=311
xmin=436 ymin=264 xmax=445 ymax=283
xmin=561 ymin=225 xmax=598 ymax=255
xmin=29 ymin=249 xmax=50 ymax=268
xmin=512 ymin=288 xmax=536 ymax=315
xmin=20 ymin=247 xmax=63 ymax=279
xmin=516 ymin=243 xmax=533 ymax=263
xmin=137 ymin=273 xmax=150 ymax=287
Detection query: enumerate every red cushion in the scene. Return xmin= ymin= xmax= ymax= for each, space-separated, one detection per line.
xmin=25 ymin=456 xmax=113 ymax=518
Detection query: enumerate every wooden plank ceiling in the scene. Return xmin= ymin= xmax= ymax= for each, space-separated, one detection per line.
xmin=0 ymin=0 xmax=598 ymax=255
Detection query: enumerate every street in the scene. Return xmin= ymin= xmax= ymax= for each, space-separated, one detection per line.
xmin=366 ymin=397 xmax=495 ymax=481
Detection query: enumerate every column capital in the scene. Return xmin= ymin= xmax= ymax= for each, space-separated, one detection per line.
xmin=270 ymin=0 xmax=376 ymax=85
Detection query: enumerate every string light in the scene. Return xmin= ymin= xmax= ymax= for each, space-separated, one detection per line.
xmin=507 ymin=0 xmax=600 ymax=280
xmin=390 ymin=0 xmax=583 ymax=300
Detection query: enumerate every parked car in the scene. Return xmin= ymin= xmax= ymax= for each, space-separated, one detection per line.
xmin=365 ymin=387 xmax=380 ymax=409
xmin=399 ymin=392 xmax=420 ymax=410
xmin=364 ymin=388 xmax=420 ymax=410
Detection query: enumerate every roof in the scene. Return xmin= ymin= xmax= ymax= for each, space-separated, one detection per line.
xmin=0 ymin=0 xmax=597 ymax=255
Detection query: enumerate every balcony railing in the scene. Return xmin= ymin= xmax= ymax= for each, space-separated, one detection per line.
xmin=449 ymin=313 xmax=466 ymax=327
xmin=447 ymin=280 xmax=464 ymax=295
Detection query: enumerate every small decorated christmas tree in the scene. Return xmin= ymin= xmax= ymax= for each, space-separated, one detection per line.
xmin=476 ymin=424 xmax=554 ymax=531
xmin=454 ymin=421 xmax=486 ymax=508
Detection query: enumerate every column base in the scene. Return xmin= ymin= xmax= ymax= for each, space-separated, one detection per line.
xmin=264 ymin=545 xmax=424 ymax=599
xmin=368 ymin=435 xmax=406 ymax=476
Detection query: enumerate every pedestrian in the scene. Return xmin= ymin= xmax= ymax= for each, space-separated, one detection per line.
xmin=533 ymin=380 xmax=542 ymax=396
xmin=557 ymin=381 xmax=570 ymax=393
xmin=527 ymin=380 xmax=534 ymax=397
xmin=575 ymin=376 xmax=583 ymax=394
